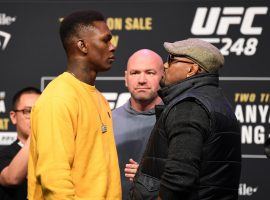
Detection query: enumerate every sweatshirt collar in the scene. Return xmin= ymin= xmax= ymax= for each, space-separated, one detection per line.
xmin=123 ymin=99 xmax=156 ymax=115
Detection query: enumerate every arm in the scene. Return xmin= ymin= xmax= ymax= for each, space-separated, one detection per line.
xmin=158 ymin=100 xmax=210 ymax=199
xmin=0 ymin=138 xmax=29 ymax=186
xmin=31 ymin=97 xmax=76 ymax=199
xmin=124 ymin=158 xmax=139 ymax=182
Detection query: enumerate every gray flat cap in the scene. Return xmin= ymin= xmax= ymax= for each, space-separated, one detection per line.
xmin=164 ymin=38 xmax=224 ymax=73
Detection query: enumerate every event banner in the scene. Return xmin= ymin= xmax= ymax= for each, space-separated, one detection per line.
xmin=0 ymin=1 xmax=269 ymax=199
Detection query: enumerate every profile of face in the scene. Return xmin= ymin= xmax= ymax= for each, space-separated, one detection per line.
xmin=125 ymin=49 xmax=164 ymax=103
xmin=10 ymin=93 xmax=40 ymax=140
xmin=160 ymin=55 xmax=200 ymax=87
xmin=78 ymin=21 xmax=116 ymax=72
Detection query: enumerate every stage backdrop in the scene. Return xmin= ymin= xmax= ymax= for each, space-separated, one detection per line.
xmin=0 ymin=0 xmax=269 ymax=199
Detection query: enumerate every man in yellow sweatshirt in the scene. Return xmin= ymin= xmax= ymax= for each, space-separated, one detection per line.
xmin=28 ymin=10 xmax=121 ymax=200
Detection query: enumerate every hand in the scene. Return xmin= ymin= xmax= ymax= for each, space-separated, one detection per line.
xmin=124 ymin=158 xmax=139 ymax=182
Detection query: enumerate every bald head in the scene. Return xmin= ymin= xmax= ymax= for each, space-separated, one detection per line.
xmin=127 ymin=49 xmax=163 ymax=72
xmin=125 ymin=49 xmax=164 ymax=111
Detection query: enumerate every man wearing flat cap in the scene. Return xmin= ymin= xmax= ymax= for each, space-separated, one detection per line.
xmin=129 ymin=38 xmax=241 ymax=200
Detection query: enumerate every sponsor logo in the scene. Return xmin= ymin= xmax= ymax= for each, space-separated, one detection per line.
xmin=239 ymin=183 xmax=258 ymax=196
xmin=0 ymin=13 xmax=16 ymax=50
xmin=0 ymin=132 xmax=17 ymax=145
xmin=0 ymin=31 xmax=11 ymax=50
xmin=0 ymin=91 xmax=6 ymax=113
xmin=0 ymin=13 xmax=16 ymax=25
xmin=103 ymin=92 xmax=130 ymax=109
xmin=191 ymin=7 xmax=268 ymax=56
xmin=0 ymin=91 xmax=9 ymax=132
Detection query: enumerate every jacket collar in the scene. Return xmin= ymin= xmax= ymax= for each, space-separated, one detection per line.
xmin=158 ymin=73 xmax=219 ymax=105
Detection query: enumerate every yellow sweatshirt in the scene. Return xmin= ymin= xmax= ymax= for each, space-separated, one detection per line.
xmin=28 ymin=72 xmax=121 ymax=200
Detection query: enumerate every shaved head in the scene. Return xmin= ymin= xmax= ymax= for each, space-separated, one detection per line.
xmin=59 ymin=10 xmax=105 ymax=54
xmin=127 ymin=49 xmax=163 ymax=72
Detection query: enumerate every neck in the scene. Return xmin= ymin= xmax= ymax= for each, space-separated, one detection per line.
xmin=67 ymin=59 xmax=97 ymax=85
xmin=17 ymin=134 xmax=27 ymax=145
xmin=130 ymin=96 xmax=162 ymax=112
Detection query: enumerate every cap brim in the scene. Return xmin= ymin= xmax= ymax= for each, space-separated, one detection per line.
xmin=163 ymin=42 xmax=175 ymax=54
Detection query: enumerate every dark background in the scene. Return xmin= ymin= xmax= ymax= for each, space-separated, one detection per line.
xmin=0 ymin=0 xmax=269 ymax=199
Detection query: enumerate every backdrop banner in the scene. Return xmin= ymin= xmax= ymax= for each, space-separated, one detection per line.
xmin=0 ymin=1 xmax=269 ymax=199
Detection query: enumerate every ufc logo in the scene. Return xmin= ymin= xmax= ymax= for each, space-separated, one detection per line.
xmin=102 ymin=92 xmax=130 ymax=109
xmin=0 ymin=31 xmax=11 ymax=50
xmin=191 ymin=7 xmax=268 ymax=35
xmin=0 ymin=91 xmax=6 ymax=113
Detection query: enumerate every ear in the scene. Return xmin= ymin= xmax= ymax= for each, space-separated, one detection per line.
xmin=76 ymin=40 xmax=88 ymax=54
xmin=186 ymin=64 xmax=200 ymax=78
xmin=164 ymin=62 xmax=169 ymax=70
xmin=124 ymin=71 xmax=128 ymax=87
xmin=10 ymin=111 xmax=17 ymax=125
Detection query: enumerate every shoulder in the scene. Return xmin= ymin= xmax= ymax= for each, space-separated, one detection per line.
xmin=112 ymin=101 xmax=128 ymax=115
xmin=34 ymin=74 xmax=80 ymax=112
xmin=166 ymin=99 xmax=210 ymax=125
xmin=170 ymin=98 xmax=208 ymax=115
xmin=42 ymin=74 xmax=78 ymax=98
xmin=165 ymin=99 xmax=210 ymax=139
xmin=112 ymin=104 xmax=129 ymax=129
xmin=0 ymin=141 xmax=20 ymax=156
xmin=112 ymin=105 xmax=125 ymax=114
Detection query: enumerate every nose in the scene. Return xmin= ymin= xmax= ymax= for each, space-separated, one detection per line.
xmin=109 ymin=41 xmax=116 ymax=52
xmin=138 ymin=73 xmax=147 ymax=84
